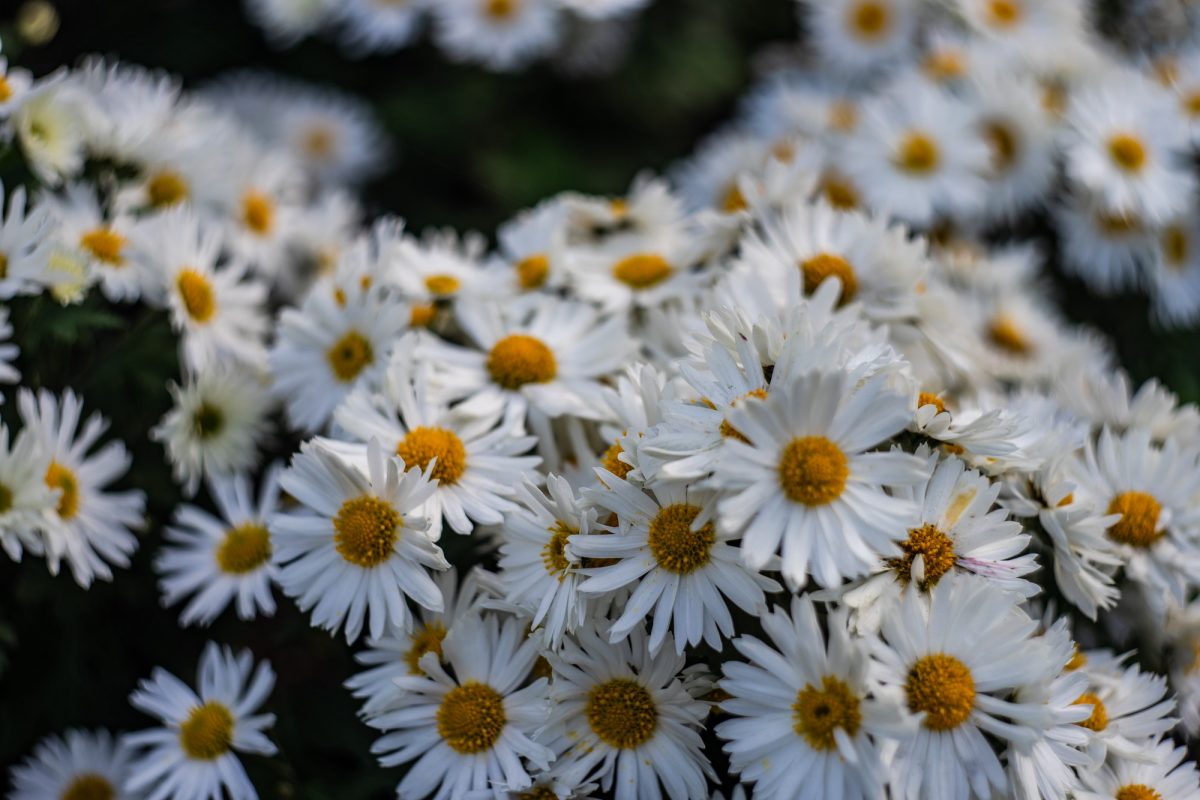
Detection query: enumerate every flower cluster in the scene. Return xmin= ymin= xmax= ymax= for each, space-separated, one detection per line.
xmin=244 ymin=0 xmax=652 ymax=72
xmin=9 ymin=1 xmax=1200 ymax=799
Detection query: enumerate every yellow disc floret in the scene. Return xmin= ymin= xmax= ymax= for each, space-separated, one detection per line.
xmin=800 ymin=252 xmax=858 ymax=302
xmin=60 ymin=774 xmax=115 ymax=800
xmin=895 ymin=132 xmax=940 ymax=175
xmin=437 ymin=681 xmax=507 ymax=754
xmin=45 ymin=461 xmax=80 ymax=520
xmin=1108 ymin=134 xmax=1148 ymax=173
xmin=586 ymin=678 xmax=657 ymax=749
xmin=792 ymin=675 xmax=863 ymax=751
xmin=179 ymin=701 xmax=235 ymax=760
xmin=648 ymin=503 xmax=716 ymax=575
xmin=334 ymin=495 xmax=401 ymax=568
xmin=405 ymin=621 xmax=448 ymax=675
xmin=326 ymin=330 xmax=374 ymax=383
xmin=1075 ymin=691 xmax=1109 ymax=732
xmin=612 ymin=253 xmax=673 ymax=290
xmin=778 ymin=436 xmax=849 ymax=507
xmin=486 ymin=334 xmax=557 ymax=390
xmin=889 ymin=524 xmax=957 ymax=589
xmin=1106 ymin=490 xmax=1164 ymax=548
xmin=176 ymin=269 xmax=216 ymax=324
xmin=80 ymin=227 xmax=127 ymax=266
xmin=216 ymin=523 xmax=272 ymax=574
xmin=905 ymin=653 xmax=976 ymax=731
xmin=396 ymin=426 xmax=467 ymax=485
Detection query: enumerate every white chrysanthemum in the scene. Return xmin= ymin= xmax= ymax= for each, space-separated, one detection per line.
xmin=843 ymin=78 xmax=990 ymax=227
xmin=135 ymin=208 xmax=269 ymax=372
xmin=151 ymin=363 xmax=273 ymax=496
xmin=367 ymin=610 xmax=554 ymax=799
xmin=1065 ymin=73 xmax=1193 ymax=222
xmin=495 ymin=475 xmax=596 ymax=648
xmin=494 ymin=197 xmax=572 ymax=295
xmin=1075 ymin=654 xmax=1177 ymax=763
xmin=871 ymin=576 xmax=1062 ymax=800
xmin=430 ymin=0 xmax=562 ymax=72
xmin=541 ymin=625 xmax=715 ymax=799
xmin=345 ymin=567 xmax=490 ymax=716
xmin=12 ymin=77 xmax=93 ymax=185
xmin=272 ymin=438 xmax=448 ymax=641
xmin=331 ymin=355 xmax=541 ymax=538
xmin=9 ymin=729 xmax=140 ymax=800
xmin=1145 ymin=213 xmax=1200 ymax=327
xmin=717 ymin=596 xmax=913 ymax=800
xmin=799 ymin=0 xmax=919 ymax=76
xmin=1064 ymin=426 xmax=1200 ymax=615
xmin=574 ymin=476 xmax=778 ymax=654
xmin=835 ymin=449 xmax=1036 ymax=632
xmin=43 ymin=183 xmax=149 ymax=303
xmin=0 ymin=424 xmax=54 ymax=563
xmin=268 ymin=278 xmax=404 ymax=432
xmin=715 ymin=368 xmax=927 ymax=589
xmin=124 ymin=642 xmax=277 ymax=800
xmin=1078 ymin=739 xmax=1200 ymax=800
xmin=18 ymin=388 xmax=145 ymax=588
xmin=155 ymin=465 xmax=282 ymax=626
xmin=0 ymin=181 xmax=57 ymax=299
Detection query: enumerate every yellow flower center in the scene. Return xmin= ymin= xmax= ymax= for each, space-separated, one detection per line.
xmin=518 ymin=788 xmax=558 ymax=800
xmin=647 ymin=503 xmax=715 ymax=575
xmin=1096 ymin=210 xmax=1142 ymax=236
xmin=1116 ymin=787 xmax=1164 ymax=800
xmin=241 ymin=190 xmax=275 ymax=236
xmin=986 ymin=316 xmax=1032 ymax=356
xmin=216 ymin=523 xmax=272 ymax=574
xmin=1065 ymin=645 xmax=1086 ymax=671
xmin=541 ymin=520 xmax=577 ymax=580
xmin=147 ymin=170 xmax=189 ymax=208
xmin=437 ymin=681 xmax=507 ymax=754
xmin=516 ymin=254 xmax=550 ymax=290
xmin=80 ymin=227 xmax=126 ymax=266
xmin=1182 ymin=91 xmax=1200 ymax=118
xmin=792 ymin=675 xmax=863 ymax=751
xmin=1106 ymin=490 xmax=1163 ymax=548
xmin=982 ymin=120 xmax=1018 ymax=172
xmin=906 ymin=653 xmax=976 ymax=731
xmin=396 ymin=426 xmax=467 ymax=485
xmin=586 ymin=678 xmax=657 ymax=749
xmin=888 ymin=524 xmax=957 ymax=589
xmin=0 ymin=252 xmax=7 ymax=278
xmin=424 ymin=274 xmax=461 ymax=296
xmin=0 ymin=483 xmax=12 ymax=513
xmin=60 ymin=774 xmax=115 ymax=800
xmin=848 ymin=0 xmax=890 ymax=40
xmin=986 ymin=0 xmax=1022 ymax=27
xmin=405 ymin=621 xmax=447 ymax=675
xmin=719 ymin=388 xmax=767 ymax=443
xmin=176 ymin=269 xmax=216 ymax=323
xmin=333 ymin=495 xmax=401 ymax=568
xmin=601 ymin=440 xmax=633 ymax=480
xmin=918 ymin=392 xmax=947 ymax=414
xmin=778 ymin=436 xmax=849 ymax=507
xmin=192 ymin=402 xmax=224 ymax=439
xmin=828 ymin=101 xmax=859 ymax=133
xmin=410 ymin=303 xmax=437 ymax=328
xmin=1075 ymin=691 xmax=1108 ymax=731
xmin=483 ymin=0 xmax=518 ymax=20
xmin=0 ymin=75 xmax=11 ymax=103
xmin=820 ymin=171 xmax=859 ymax=209
xmin=302 ymin=125 xmax=336 ymax=159
xmin=895 ymin=132 xmax=940 ymax=175
xmin=721 ymin=183 xmax=748 ymax=213
xmin=179 ymin=701 xmax=234 ymax=760
xmin=486 ymin=334 xmax=557 ymax=389
xmin=1163 ymin=225 xmax=1190 ymax=269
xmin=1108 ymin=134 xmax=1148 ymax=173
xmin=800 ymin=252 xmax=858 ymax=302
xmin=326 ymin=330 xmax=374 ymax=383
xmin=923 ymin=50 xmax=966 ymax=82
xmin=45 ymin=461 xmax=80 ymax=520
xmin=612 ymin=253 xmax=673 ymax=290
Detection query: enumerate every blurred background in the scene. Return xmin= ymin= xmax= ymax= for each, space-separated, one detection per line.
xmin=0 ymin=0 xmax=1197 ymax=796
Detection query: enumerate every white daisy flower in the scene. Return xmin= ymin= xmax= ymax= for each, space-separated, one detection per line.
xmin=799 ymin=0 xmax=919 ymax=76
xmin=573 ymin=475 xmax=779 ymax=654
xmin=12 ymin=76 xmax=93 ymax=185
xmin=1055 ymin=190 xmax=1151 ymax=295
xmin=1146 ymin=213 xmax=1200 ymax=327
xmin=1065 ymin=73 xmax=1194 ymax=222
xmin=243 ymin=0 xmax=333 ymax=46
xmin=272 ymin=438 xmax=448 ymax=642
xmin=717 ymin=596 xmax=913 ymax=800
xmin=134 ymin=208 xmax=269 ymax=373
xmin=715 ymin=368 xmax=928 ymax=589
xmin=494 ymin=197 xmax=572 ymax=295
xmin=1077 ymin=739 xmax=1200 ymax=800
xmin=9 ymin=729 xmax=140 ymax=800
xmin=345 ymin=566 xmax=491 ymax=717
xmin=843 ymin=78 xmax=990 ymax=227
xmin=42 ymin=183 xmax=148 ymax=302
xmin=541 ymin=624 xmax=715 ymax=799
xmin=124 ymin=642 xmax=277 ymax=800
xmin=366 ymin=610 xmax=554 ymax=798
xmin=268 ymin=278 xmax=404 ymax=432
xmin=331 ymin=355 xmax=541 ymax=538
xmin=155 ymin=465 xmax=282 ymax=626
xmin=151 ymin=363 xmax=273 ymax=496
xmin=332 ymin=0 xmax=424 ymax=55
xmin=218 ymin=147 xmax=304 ymax=279
xmin=73 ymin=58 xmax=182 ymax=163
xmin=1075 ymin=655 xmax=1177 ymax=763
xmin=0 ymin=56 xmax=34 ymax=116
xmin=419 ymin=294 xmax=633 ymax=425
xmin=0 ymin=423 xmax=55 ymax=563
xmin=495 ymin=474 xmax=597 ymax=648
xmin=835 ymin=448 xmax=1036 ymax=633
xmin=430 ymin=0 xmax=562 ymax=72
xmin=18 ymin=388 xmax=145 ymax=588
xmin=1064 ymin=426 xmax=1200 ymax=616
xmin=871 ymin=576 xmax=1059 ymax=800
